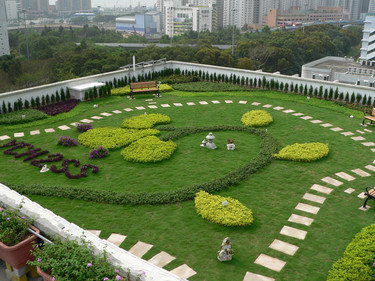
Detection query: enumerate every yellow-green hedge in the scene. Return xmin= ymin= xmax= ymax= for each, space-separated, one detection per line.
xmin=274 ymin=142 xmax=329 ymax=162
xmin=121 ymin=136 xmax=177 ymax=163
xmin=111 ymin=84 xmax=173 ymax=96
xmin=121 ymin=113 xmax=171 ymax=129
xmin=241 ymin=110 xmax=273 ymax=127
xmin=78 ymin=127 xmax=159 ymax=149
xmin=194 ymin=191 xmax=253 ymax=226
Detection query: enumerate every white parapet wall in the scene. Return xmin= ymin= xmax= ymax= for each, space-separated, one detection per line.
xmin=0 ymin=183 xmax=186 ymax=281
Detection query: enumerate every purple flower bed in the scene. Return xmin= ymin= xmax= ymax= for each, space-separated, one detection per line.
xmin=57 ymin=136 xmax=78 ymax=146
xmin=37 ymin=99 xmax=79 ymax=116
xmin=76 ymin=123 xmax=93 ymax=133
xmin=89 ymin=146 xmax=108 ymax=159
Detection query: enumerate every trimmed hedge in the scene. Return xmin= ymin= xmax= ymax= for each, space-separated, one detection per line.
xmin=241 ymin=110 xmax=273 ymax=127
xmin=327 ymin=224 xmax=375 ymax=281
xmin=0 ymin=109 xmax=48 ymax=125
xmin=121 ymin=136 xmax=177 ymax=163
xmin=274 ymin=143 xmax=329 ymax=162
xmin=195 ymin=191 xmax=253 ymax=226
xmin=111 ymin=84 xmax=173 ymax=96
xmin=78 ymin=127 xmax=159 ymax=150
xmin=7 ymin=125 xmax=278 ymax=205
xmin=121 ymin=113 xmax=171 ymax=129
xmin=172 ymin=82 xmax=254 ymax=92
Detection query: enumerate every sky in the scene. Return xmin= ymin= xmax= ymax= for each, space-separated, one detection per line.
xmin=49 ymin=0 xmax=158 ymax=8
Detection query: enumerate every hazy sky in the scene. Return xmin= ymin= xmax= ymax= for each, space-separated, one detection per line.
xmin=93 ymin=0 xmax=156 ymax=8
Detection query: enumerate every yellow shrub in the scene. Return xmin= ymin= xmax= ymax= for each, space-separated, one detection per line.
xmin=121 ymin=113 xmax=171 ymax=129
xmin=241 ymin=110 xmax=273 ymax=127
xmin=194 ymin=191 xmax=253 ymax=226
xmin=111 ymin=84 xmax=173 ymax=96
xmin=274 ymin=142 xmax=329 ymax=162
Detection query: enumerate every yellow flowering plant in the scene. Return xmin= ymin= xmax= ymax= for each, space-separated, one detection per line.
xmin=241 ymin=110 xmax=273 ymax=127
xmin=274 ymin=142 xmax=329 ymax=162
xmin=121 ymin=114 xmax=171 ymax=129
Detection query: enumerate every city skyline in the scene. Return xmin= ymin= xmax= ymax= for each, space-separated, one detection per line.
xmin=49 ymin=0 xmax=157 ymax=8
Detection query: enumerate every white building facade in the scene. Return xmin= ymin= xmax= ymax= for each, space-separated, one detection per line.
xmin=5 ymin=0 xmax=19 ymax=21
xmin=360 ymin=15 xmax=375 ymax=62
xmin=0 ymin=0 xmax=11 ymax=56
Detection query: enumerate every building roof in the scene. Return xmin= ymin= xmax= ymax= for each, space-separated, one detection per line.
xmin=312 ymin=59 xmax=375 ymax=73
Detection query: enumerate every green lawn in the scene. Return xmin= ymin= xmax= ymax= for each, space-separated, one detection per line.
xmin=1 ymin=88 xmax=374 ymax=281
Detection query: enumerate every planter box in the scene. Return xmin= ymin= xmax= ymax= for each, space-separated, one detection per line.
xmin=0 ymin=226 xmax=39 ymax=269
xmin=37 ymin=267 xmax=54 ymax=281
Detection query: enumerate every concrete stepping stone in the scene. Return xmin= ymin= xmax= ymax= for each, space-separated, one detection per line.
xmin=321 ymin=176 xmax=343 ymax=186
xmin=91 ymin=116 xmax=103 ymax=119
xmin=254 ymin=254 xmax=286 ymax=272
xmin=351 ymin=168 xmax=370 ymax=177
xmin=211 ymin=100 xmax=220 ymax=104
xmin=335 ymin=172 xmax=355 ymax=181
xmin=251 ymin=102 xmax=261 ymax=105
xmin=341 ymin=131 xmax=354 ymax=136
xmin=145 ymin=99 xmax=153 ymax=102
xmin=148 ymin=251 xmax=176 ymax=268
xmin=199 ymin=101 xmax=208 ymax=105
xmin=302 ymin=193 xmax=326 ymax=204
xmin=239 ymin=101 xmax=248 ymax=104
xmin=112 ymin=110 xmax=122 ymax=114
xmin=365 ymin=164 xmax=375 ymax=172
xmin=283 ymin=109 xmax=295 ymax=113
xmin=14 ymin=132 xmax=24 ymax=137
xmin=344 ymin=188 xmax=355 ymax=194
xmin=330 ymin=127 xmax=343 ymax=131
xmin=358 ymin=192 xmax=366 ymax=199
xmin=359 ymin=206 xmax=371 ymax=211
xmin=295 ymin=203 xmax=320 ymax=214
xmin=269 ymin=239 xmax=299 ymax=256
xmin=263 ymin=104 xmax=273 ymax=108
xmin=243 ymin=272 xmax=275 ymax=281
xmin=351 ymin=136 xmax=366 ymax=141
xmin=30 ymin=130 xmax=40 ymax=135
xmin=292 ymin=113 xmax=304 ymax=116
xmin=44 ymin=128 xmax=55 ymax=133
xmin=187 ymin=102 xmax=196 ymax=105
xmin=80 ymin=119 xmax=94 ymax=123
xmin=86 ymin=230 xmax=101 ymax=237
xmin=372 ymin=148 xmax=375 ymax=152
xmin=225 ymin=100 xmax=233 ymax=103
xmin=58 ymin=125 xmax=70 ymax=130
xmin=173 ymin=103 xmax=183 ymax=106
xmin=301 ymin=116 xmax=313 ymax=120
xmin=320 ymin=123 xmax=333 ymax=127
xmin=128 ymin=241 xmax=153 ymax=258
xmin=288 ymin=214 xmax=314 ymax=226
xmin=311 ymin=184 xmax=333 ymax=194
xmin=273 ymin=106 xmax=284 ymax=110
xmin=310 ymin=120 xmax=323 ymax=124
xmin=170 ymin=264 xmax=196 ymax=279
xmin=107 ymin=233 xmax=126 ymax=247
xmin=356 ymin=130 xmax=365 ymax=134
xmin=148 ymin=105 xmax=158 ymax=109
xmin=362 ymin=142 xmax=375 ymax=146
xmin=100 ymin=112 xmax=112 ymax=116
xmin=364 ymin=129 xmax=372 ymax=132
xmin=160 ymin=104 xmax=170 ymax=108
xmin=148 ymin=102 xmax=156 ymax=104
xmin=280 ymin=226 xmax=307 ymax=240
xmin=0 ymin=135 xmax=10 ymax=140
xmin=124 ymin=108 xmax=134 ymax=111
xmin=70 ymin=122 xmax=79 ymax=127
xmin=135 ymin=106 xmax=146 ymax=110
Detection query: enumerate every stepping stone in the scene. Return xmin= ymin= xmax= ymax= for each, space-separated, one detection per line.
xmin=107 ymin=233 xmax=126 ymax=247
xmin=225 ymin=100 xmax=233 ymax=103
xmin=283 ymin=109 xmax=295 ymax=113
xmin=311 ymin=184 xmax=333 ymax=194
xmin=124 ymin=108 xmax=134 ymax=111
xmin=344 ymin=188 xmax=355 ymax=194
xmin=44 ymin=128 xmax=55 ymax=133
xmin=239 ymin=101 xmax=248 ymax=104
xmin=100 ymin=112 xmax=112 ymax=116
xmin=112 ymin=110 xmax=122 ymax=114
xmin=135 ymin=106 xmax=146 ymax=110
xmin=148 ymin=102 xmax=156 ymax=104
xmin=372 ymin=148 xmax=375 ymax=152
xmin=310 ymin=120 xmax=323 ymax=124
xmin=358 ymin=192 xmax=366 ymax=199
xmin=321 ymin=176 xmax=343 ymax=187
xmin=351 ymin=168 xmax=370 ymax=177
xmin=80 ymin=119 xmax=93 ymax=123
xmin=243 ymin=272 xmax=275 ymax=281
xmin=254 ymin=254 xmax=286 ymax=272
xmin=280 ymin=226 xmax=307 ymax=240
xmin=148 ymin=105 xmax=158 ymax=109
xmin=70 ymin=122 xmax=79 ymax=127
xmin=263 ymin=104 xmax=272 ymax=108
xmin=187 ymin=102 xmax=196 ymax=106
xmin=170 ymin=264 xmax=196 ymax=279
xmin=320 ymin=123 xmax=333 ymax=127
xmin=301 ymin=116 xmax=313 ymax=120
xmin=292 ymin=113 xmax=304 ymax=116
xmin=288 ymin=214 xmax=314 ymax=226
xmin=331 ymin=127 xmax=343 ymax=132
xmin=14 ymin=132 xmax=24 ymax=138
xmin=302 ymin=193 xmax=326 ymax=204
xmin=295 ymin=203 xmax=320 ymax=214
xmin=30 ymin=130 xmax=40 ymax=135
xmin=273 ymin=106 xmax=284 ymax=110
xmin=364 ymin=129 xmax=372 ymax=132
xmin=365 ymin=164 xmax=375 ymax=172
xmin=58 ymin=125 xmax=70 ymax=130
xmin=362 ymin=142 xmax=375 ymax=146
xmin=356 ymin=130 xmax=365 ymax=134
xmin=160 ymin=104 xmax=170 ymax=108
xmin=87 ymin=230 xmax=101 ymax=237
xmin=91 ymin=116 xmax=103 ymax=119
xmin=251 ymin=102 xmax=261 ymax=105
xmin=211 ymin=100 xmax=220 ymax=104
xmin=359 ymin=206 xmax=371 ymax=211
xmin=351 ymin=136 xmax=366 ymax=141
xmin=148 ymin=251 xmax=176 ymax=268
xmin=145 ymin=99 xmax=153 ymax=102
xmin=173 ymin=103 xmax=183 ymax=107
xmin=0 ymin=135 xmax=10 ymax=140
xmin=269 ymin=239 xmax=299 ymax=256
xmin=128 ymin=241 xmax=153 ymax=258
xmin=335 ymin=172 xmax=355 ymax=181
xmin=341 ymin=131 xmax=354 ymax=136
xmin=199 ymin=101 xmax=208 ymax=105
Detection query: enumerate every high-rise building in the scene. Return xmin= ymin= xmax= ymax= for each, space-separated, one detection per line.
xmin=56 ymin=0 xmax=91 ymax=11
xmin=360 ymin=15 xmax=375 ymax=61
xmin=0 ymin=0 xmax=11 ymax=56
xmin=5 ymin=0 xmax=19 ymax=21
xmin=21 ymin=0 xmax=48 ymax=11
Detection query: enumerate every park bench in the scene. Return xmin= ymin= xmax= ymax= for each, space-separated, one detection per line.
xmin=129 ymin=81 xmax=160 ymax=99
xmin=362 ymin=107 xmax=375 ymax=125
xmin=363 ymin=186 xmax=375 ymax=208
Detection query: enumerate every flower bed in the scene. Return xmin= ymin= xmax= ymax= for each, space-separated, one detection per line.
xmin=241 ymin=110 xmax=273 ymax=127
xmin=194 ymin=191 xmax=253 ymax=226
xmin=121 ymin=113 xmax=171 ymax=129
xmin=89 ymin=146 xmax=108 ymax=159
xmin=274 ymin=142 xmax=329 ymax=162
xmin=0 ymin=207 xmax=33 ymax=246
xmin=0 ymin=109 xmax=48 ymax=125
xmin=78 ymin=127 xmax=160 ymax=149
xmin=37 ymin=99 xmax=79 ymax=116
xmin=57 ymin=136 xmax=78 ymax=147
xmin=76 ymin=123 xmax=93 ymax=133
xmin=121 ymin=136 xmax=177 ymax=163
xmin=111 ymin=84 xmax=173 ymax=96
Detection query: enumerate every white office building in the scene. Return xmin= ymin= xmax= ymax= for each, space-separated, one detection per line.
xmin=360 ymin=15 xmax=375 ymax=62
xmin=0 ymin=0 xmax=11 ymax=56
xmin=5 ymin=0 xmax=19 ymax=21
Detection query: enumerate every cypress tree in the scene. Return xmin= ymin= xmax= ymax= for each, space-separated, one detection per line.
xmin=24 ymin=100 xmax=30 ymax=109
xmin=285 ymin=83 xmax=289 ymax=92
xmin=356 ymin=93 xmax=362 ymax=104
xmin=45 ymin=95 xmax=50 ymax=105
xmin=250 ymin=78 xmax=253 ymax=87
xmin=14 ymin=101 xmax=18 ymax=111
xmin=8 ymin=102 xmax=12 ymax=112
xmin=2 ymin=101 xmax=7 ymax=114
xmin=339 ymin=92 xmax=344 ymax=101
xmin=308 ymin=86 xmax=313 ymax=96
xmin=345 ymin=92 xmax=349 ymax=102
xmin=294 ymin=83 xmax=298 ymax=93
xmin=334 ymin=88 xmax=339 ymax=100
xmin=329 ymin=88 xmax=333 ymax=100
xmin=258 ymin=78 xmax=262 ymax=87
xmin=66 ymin=88 xmax=71 ymax=100
xmin=253 ymin=78 xmax=257 ymax=87
xmin=51 ymin=94 xmax=55 ymax=104
xmin=262 ymin=76 xmax=267 ymax=88
xmin=280 ymin=82 xmax=284 ymax=91
xmin=313 ymin=88 xmax=318 ymax=97
xmin=302 ymin=84 xmax=306 ymax=94
xmin=42 ymin=96 xmax=46 ymax=106
xmin=56 ymin=91 xmax=60 ymax=102
xmin=36 ymin=97 xmax=40 ymax=107
xmin=368 ymin=96 xmax=372 ymax=106
xmin=61 ymin=89 xmax=66 ymax=101
xmin=324 ymin=89 xmax=328 ymax=99
xmin=17 ymin=98 xmax=23 ymax=110
xmin=31 ymin=97 xmax=35 ymax=108
xmin=350 ymin=92 xmax=355 ymax=103
xmin=362 ymin=94 xmax=367 ymax=105
xmin=319 ymin=86 xmax=323 ymax=98
xmin=85 ymin=91 xmax=89 ymax=100
xmin=93 ymin=86 xmax=98 ymax=98
xmin=89 ymin=89 xmax=94 ymax=99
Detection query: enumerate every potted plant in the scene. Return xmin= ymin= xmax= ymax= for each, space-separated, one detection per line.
xmin=29 ymin=237 xmax=128 ymax=281
xmin=0 ymin=206 xmax=40 ymax=268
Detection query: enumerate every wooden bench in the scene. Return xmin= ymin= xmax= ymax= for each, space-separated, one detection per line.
xmin=129 ymin=81 xmax=160 ymax=99
xmin=362 ymin=107 xmax=375 ymax=125
xmin=363 ymin=186 xmax=375 ymax=208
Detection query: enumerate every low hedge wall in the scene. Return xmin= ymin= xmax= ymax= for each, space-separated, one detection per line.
xmin=0 ymin=109 xmax=48 ymax=125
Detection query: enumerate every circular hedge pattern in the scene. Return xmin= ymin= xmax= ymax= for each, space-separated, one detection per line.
xmin=121 ymin=113 xmax=171 ymax=129
xmin=241 ymin=110 xmax=273 ymax=127
xmin=273 ymin=142 xmax=329 ymax=162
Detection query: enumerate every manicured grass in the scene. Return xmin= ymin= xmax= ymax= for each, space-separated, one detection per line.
xmin=1 ymin=88 xmax=375 ymax=281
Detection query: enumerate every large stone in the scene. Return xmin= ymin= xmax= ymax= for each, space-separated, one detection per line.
xmin=91 ymin=116 xmax=103 ymax=119
xmin=263 ymin=104 xmax=272 ymax=108
xmin=335 ymin=172 xmax=355 ymax=181
xmin=320 ymin=123 xmax=333 ymax=127
xmin=80 ymin=119 xmax=94 ymax=123
xmin=30 ymin=130 xmax=40 ymax=135
xmin=58 ymin=125 xmax=70 ymax=130
xmin=254 ymin=254 xmax=286 ymax=272
xmin=187 ymin=102 xmax=196 ymax=106
xmin=44 ymin=128 xmax=55 ymax=133
xmin=351 ymin=136 xmax=366 ymax=141
xmin=124 ymin=108 xmax=134 ymax=111
xmin=341 ymin=131 xmax=354 ymax=136
xmin=148 ymin=105 xmax=158 ymax=109
xmin=344 ymin=188 xmax=355 ymax=194
xmin=211 ymin=100 xmax=221 ymax=104
xmin=199 ymin=101 xmax=208 ymax=105
xmin=269 ymin=239 xmax=299 ymax=256
xmin=310 ymin=120 xmax=323 ymax=124
xmin=100 ymin=112 xmax=112 ymax=116
xmin=280 ymin=226 xmax=307 ymax=240
xmin=135 ymin=107 xmax=146 ymax=110
xmin=288 ymin=214 xmax=314 ymax=226
xmin=282 ymin=109 xmax=295 ymax=113
xmin=0 ymin=135 xmax=10 ymax=140
xmin=148 ymin=251 xmax=176 ymax=268
xmin=239 ymin=101 xmax=248 ymax=104
xmin=295 ymin=203 xmax=320 ymax=214
xmin=273 ymin=106 xmax=284 ymax=110
xmin=365 ymin=165 xmax=375 ymax=172
xmin=358 ymin=192 xmax=367 ymax=199
xmin=330 ymin=127 xmax=343 ymax=132
xmin=173 ymin=103 xmax=183 ymax=106
xmin=362 ymin=142 xmax=375 ymax=146
xmin=359 ymin=206 xmax=371 ymax=211
xmin=251 ymin=102 xmax=261 ymax=105
xmin=356 ymin=130 xmax=365 ymax=134
xmin=128 ymin=241 xmax=153 ymax=258
xmin=351 ymin=168 xmax=370 ymax=177
xmin=243 ymin=272 xmax=275 ymax=281
xmin=302 ymin=193 xmax=326 ymax=204
xmin=310 ymin=184 xmax=333 ymax=194
xmin=107 ymin=233 xmax=127 ymax=247
xmin=301 ymin=116 xmax=313 ymax=120
xmin=112 ymin=110 xmax=122 ymax=114
xmin=170 ymin=264 xmax=196 ymax=279
xmin=321 ymin=176 xmax=343 ymax=186
xmin=14 ymin=132 xmax=24 ymax=138
xmin=224 ymin=100 xmax=233 ymax=103
xmin=292 ymin=113 xmax=304 ymax=116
